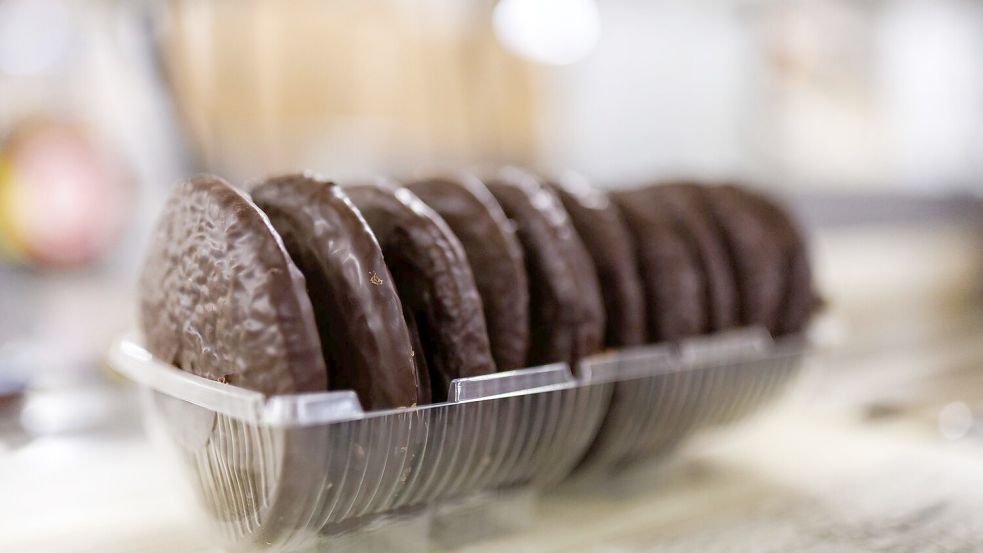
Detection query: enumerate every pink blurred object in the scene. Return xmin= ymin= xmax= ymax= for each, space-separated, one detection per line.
xmin=0 ymin=119 xmax=129 ymax=268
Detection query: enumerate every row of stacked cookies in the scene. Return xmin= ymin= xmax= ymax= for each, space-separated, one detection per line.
xmin=139 ymin=168 xmax=817 ymax=410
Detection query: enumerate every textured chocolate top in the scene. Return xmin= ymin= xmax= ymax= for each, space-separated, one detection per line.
xmin=548 ymin=173 xmax=647 ymax=348
xmin=346 ymin=181 xmax=495 ymax=401
xmin=736 ymin=187 xmax=818 ymax=336
xmin=486 ymin=167 xmax=605 ymax=366
xmin=649 ymin=183 xmax=740 ymax=333
xmin=251 ymin=174 xmax=421 ymax=409
xmin=613 ymin=188 xmax=706 ymax=342
xmin=139 ymin=175 xmax=326 ymax=395
xmin=700 ymin=185 xmax=786 ymax=332
xmin=407 ymin=173 xmax=530 ymax=371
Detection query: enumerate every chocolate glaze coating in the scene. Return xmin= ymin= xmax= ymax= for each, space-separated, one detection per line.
xmin=406 ymin=174 xmax=530 ymax=371
xmin=737 ymin=188 xmax=819 ymax=336
xmin=700 ymin=185 xmax=786 ymax=332
xmin=650 ymin=183 xmax=740 ymax=333
xmin=251 ymin=174 xmax=421 ymax=409
xmin=781 ymin=242 xmax=818 ymax=335
xmin=346 ymin=181 xmax=495 ymax=401
xmin=404 ymin=310 xmax=432 ymax=404
xmin=612 ymin=189 xmax=706 ymax=342
xmin=485 ymin=167 xmax=606 ymax=366
xmin=548 ymin=173 xmax=647 ymax=348
xmin=139 ymin=175 xmax=326 ymax=395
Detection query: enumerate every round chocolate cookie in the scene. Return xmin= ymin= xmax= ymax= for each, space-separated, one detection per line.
xmin=139 ymin=175 xmax=326 ymax=396
xmin=649 ymin=183 xmax=739 ymax=333
xmin=612 ymin=188 xmax=706 ymax=342
xmin=346 ymin=181 xmax=495 ymax=401
xmin=485 ymin=167 xmax=605 ymax=366
xmin=250 ymin=173 xmax=423 ymax=409
xmin=699 ymin=184 xmax=786 ymax=333
xmin=780 ymin=240 xmax=818 ymax=336
xmin=406 ymin=173 xmax=530 ymax=371
xmin=737 ymin=188 xmax=818 ymax=336
xmin=547 ymin=173 xmax=647 ymax=348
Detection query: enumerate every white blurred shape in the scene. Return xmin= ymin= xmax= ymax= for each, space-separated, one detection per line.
xmin=540 ymin=2 xmax=749 ymax=183
xmin=938 ymin=401 xmax=973 ymax=441
xmin=879 ymin=0 xmax=983 ymax=189
xmin=493 ymin=0 xmax=601 ymax=66
xmin=20 ymin=387 xmax=117 ymax=435
xmin=0 ymin=0 xmax=74 ymax=76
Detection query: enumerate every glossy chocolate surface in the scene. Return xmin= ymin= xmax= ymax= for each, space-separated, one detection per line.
xmin=407 ymin=174 xmax=530 ymax=371
xmin=251 ymin=174 xmax=420 ymax=409
xmin=613 ymin=188 xmax=706 ymax=342
xmin=700 ymin=185 xmax=786 ymax=332
xmin=346 ymin=181 xmax=495 ymax=401
xmin=650 ymin=183 xmax=740 ymax=333
xmin=738 ymin=188 xmax=818 ymax=336
xmin=139 ymin=175 xmax=326 ymax=395
xmin=549 ymin=174 xmax=647 ymax=348
xmin=486 ymin=168 xmax=605 ymax=365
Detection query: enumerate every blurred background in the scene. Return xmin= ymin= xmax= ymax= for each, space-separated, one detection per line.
xmin=1 ymin=0 xmax=982 ymax=550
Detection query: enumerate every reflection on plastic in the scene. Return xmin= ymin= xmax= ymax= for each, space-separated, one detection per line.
xmin=572 ymin=329 xmax=803 ymax=480
xmin=107 ymin=328 xmax=804 ymax=552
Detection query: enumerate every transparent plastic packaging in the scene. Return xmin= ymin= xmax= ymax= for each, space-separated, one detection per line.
xmin=109 ymin=336 xmax=614 ymax=552
xmin=571 ymin=329 xmax=805 ymax=479
xmin=108 ymin=328 xmax=804 ymax=552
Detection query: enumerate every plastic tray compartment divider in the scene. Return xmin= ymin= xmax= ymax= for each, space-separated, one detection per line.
xmin=428 ymin=363 xmax=614 ymax=549
xmin=107 ymin=328 xmax=804 ymax=551
xmin=107 ymin=335 xmax=613 ymax=552
xmin=564 ymin=328 xmax=806 ymax=483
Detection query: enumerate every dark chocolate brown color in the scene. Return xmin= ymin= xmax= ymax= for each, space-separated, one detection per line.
xmin=612 ymin=188 xmax=705 ymax=342
xmin=139 ymin=175 xmax=326 ymax=395
xmin=612 ymin=185 xmax=707 ymax=342
xmin=251 ymin=173 xmax=422 ymax=409
xmin=346 ymin=181 xmax=495 ymax=401
xmin=406 ymin=174 xmax=530 ymax=371
xmin=548 ymin=173 xmax=647 ymax=348
xmin=780 ymin=241 xmax=818 ymax=335
xmin=738 ymin=188 xmax=818 ymax=336
xmin=485 ymin=167 xmax=606 ymax=366
xmin=700 ymin=185 xmax=786 ymax=332
xmin=649 ymin=183 xmax=739 ymax=333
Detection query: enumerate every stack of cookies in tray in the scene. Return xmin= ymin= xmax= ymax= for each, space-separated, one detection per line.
xmin=139 ymin=167 xmax=819 ymax=409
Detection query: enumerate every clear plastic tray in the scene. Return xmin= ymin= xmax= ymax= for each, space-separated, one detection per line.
xmin=108 ymin=336 xmax=614 ymax=552
xmin=107 ymin=328 xmax=804 ymax=552
xmin=571 ymin=329 xmax=805 ymax=480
